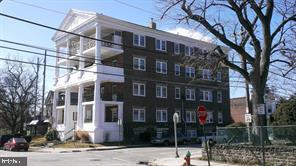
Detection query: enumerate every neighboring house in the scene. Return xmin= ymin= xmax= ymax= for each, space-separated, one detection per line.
xmin=51 ymin=9 xmax=231 ymax=143
xmin=45 ymin=91 xmax=54 ymax=120
xmin=230 ymin=96 xmax=277 ymax=123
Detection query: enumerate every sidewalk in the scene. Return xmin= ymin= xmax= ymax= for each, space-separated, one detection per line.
xmin=149 ymin=157 xmax=239 ymax=166
xmin=30 ymin=144 xmax=151 ymax=153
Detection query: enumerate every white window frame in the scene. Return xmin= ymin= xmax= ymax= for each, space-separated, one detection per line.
xmin=206 ymin=112 xmax=214 ymax=124
xmin=156 ymin=109 xmax=168 ymax=122
xmin=186 ymin=111 xmax=196 ymax=123
xmin=200 ymin=90 xmax=213 ymax=102
xmin=133 ymin=82 xmax=146 ymax=97
xmin=175 ymin=87 xmax=181 ymax=99
xmin=156 ymin=60 xmax=167 ymax=74
xmin=133 ymin=34 xmax=145 ymax=47
xmin=175 ymin=64 xmax=181 ymax=76
xmin=202 ymin=69 xmax=212 ymax=80
xmin=185 ymin=46 xmax=194 ymax=56
xmin=174 ymin=43 xmax=180 ymax=55
xmin=218 ymin=112 xmax=223 ymax=124
xmin=186 ymin=88 xmax=196 ymax=101
xmin=133 ymin=108 xmax=145 ymax=122
xmin=217 ymin=91 xmax=222 ymax=103
xmin=156 ymin=39 xmax=167 ymax=51
xmin=187 ymin=130 xmax=197 ymax=138
xmin=156 ymin=84 xmax=167 ymax=98
xmin=217 ymin=71 xmax=222 ymax=82
xmin=133 ymin=57 xmax=146 ymax=71
xmin=185 ymin=66 xmax=195 ymax=78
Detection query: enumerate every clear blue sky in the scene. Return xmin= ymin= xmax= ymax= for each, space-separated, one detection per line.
xmin=0 ymin=0 xmax=246 ymax=98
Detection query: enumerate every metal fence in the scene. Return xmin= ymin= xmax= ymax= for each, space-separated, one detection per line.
xmin=216 ymin=125 xmax=296 ymax=146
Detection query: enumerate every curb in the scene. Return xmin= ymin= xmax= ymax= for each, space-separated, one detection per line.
xmin=85 ymin=144 xmax=153 ymax=152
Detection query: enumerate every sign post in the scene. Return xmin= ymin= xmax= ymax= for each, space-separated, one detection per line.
xmin=173 ymin=113 xmax=179 ymax=158
xmin=197 ymin=105 xmax=210 ymax=166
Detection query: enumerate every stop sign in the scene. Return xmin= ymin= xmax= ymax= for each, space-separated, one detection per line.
xmin=197 ymin=105 xmax=207 ymax=125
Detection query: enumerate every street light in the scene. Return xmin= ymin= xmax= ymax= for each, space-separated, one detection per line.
xmin=173 ymin=112 xmax=179 ymax=158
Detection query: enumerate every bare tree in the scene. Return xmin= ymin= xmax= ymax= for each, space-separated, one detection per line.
xmin=158 ymin=0 xmax=296 ymax=130
xmin=0 ymin=62 xmax=38 ymax=134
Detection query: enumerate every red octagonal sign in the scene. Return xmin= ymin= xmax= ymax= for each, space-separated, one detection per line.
xmin=197 ymin=105 xmax=207 ymax=125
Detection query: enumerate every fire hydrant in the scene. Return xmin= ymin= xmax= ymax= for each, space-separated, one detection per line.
xmin=184 ymin=150 xmax=191 ymax=166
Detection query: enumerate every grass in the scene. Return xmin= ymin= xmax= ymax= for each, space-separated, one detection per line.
xmin=53 ymin=141 xmax=104 ymax=148
xmin=30 ymin=136 xmax=47 ymax=147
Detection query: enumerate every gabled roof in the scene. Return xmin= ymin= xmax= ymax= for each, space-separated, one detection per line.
xmin=52 ymin=9 xmax=96 ymax=41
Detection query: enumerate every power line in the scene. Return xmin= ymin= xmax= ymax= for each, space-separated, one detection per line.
xmin=113 ymin=0 xmax=160 ymax=17
xmin=7 ymin=0 xmax=67 ymax=15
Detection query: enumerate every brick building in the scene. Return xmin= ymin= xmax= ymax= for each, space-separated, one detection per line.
xmin=51 ymin=9 xmax=231 ymax=143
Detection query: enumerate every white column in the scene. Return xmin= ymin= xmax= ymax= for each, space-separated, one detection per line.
xmin=66 ymin=40 xmax=71 ymax=82
xmin=79 ymin=33 xmax=85 ymax=78
xmin=52 ymin=91 xmax=58 ymax=128
xmin=55 ymin=46 xmax=60 ymax=85
xmin=94 ymin=22 xmax=102 ymax=127
xmin=64 ymin=88 xmax=70 ymax=130
xmin=77 ymin=84 xmax=84 ymax=128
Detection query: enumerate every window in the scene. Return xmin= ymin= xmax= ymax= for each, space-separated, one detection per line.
xmin=156 ymin=109 xmax=167 ymax=122
xmin=218 ymin=112 xmax=223 ymax=124
xmin=185 ymin=46 xmax=194 ymax=56
xmin=200 ymin=90 xmax=213 ymax=102
xmin=186 ymin=88 xmax=196 ymax=101
xmin=186 ymin=111 xmax=196 ymax=123
xmin=185 ymin=66 xmax=195 ymax=78
xmin=105 ymin=105 xmax=118 ymax=122
xmin=112 ymin=85 xmax=117 ymax=101
xmin=133 ymin=34 xmax=145 ymax=47
xmin=202 ymin=69 xmax=212 ymax=80
xmin=84 ymin=105 xmax=93 ymax=123
xmin=174 ymin=43 xmax=180 ymax=55
xmin=206 ymin=112 xmax=214 ymax=124
xmin=73 ymin=112 xmax=77 ymax=121
xmin=133 ymin=108 xmax=145 ymax=122
xmin=70 ymin=92 xmax=78 ymax=105
xmin=133 ymin=57 xmax=146 ymax=71
xmin=156 ymin=84 xmax=167 ymax=98
xmin=156 ymin=60 xmax=167 ymax=74
xmin=187 ymin=130 xmax=197 ymax=138
xmin=217 ymin=91 xmax=222 ymax=103
xmin=175 ymin=64 xmax=180 ymax=76
xmin=217 ymin=71 xmax=222 ymax=82
xmin=156 ymin=39 xmax=166 ymax=51
xmin=175 ymin=87 xmax=181 ymax=99
xmin=58 ymin=109 xmax=64 ymax=124
xmin=133 ymin=82 xmax=145 ymax=96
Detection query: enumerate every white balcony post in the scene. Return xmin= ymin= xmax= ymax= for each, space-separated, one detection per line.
xmin=77 ymin=84 xmax=84 ymax=128
xmin=64 ymin=88 xmax=70 ymax=129
xmin=93 ymin=23 xmax=102 ymax=138
xmin=79 ymin=33 xmax=85 ymax=78
xmin=52 ymin=91 xmax=58 ymax=128
xmin=66 ymin=40 xmax=71 ymax=82
xmin=54 ymin=46 xmax=60 ymax=85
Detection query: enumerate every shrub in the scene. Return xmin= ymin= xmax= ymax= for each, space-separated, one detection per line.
xmin=45 ymin=128 xmax=58 ymax=141
xmin=139 ymin=130 xmax=151 ymax=142
xmin=74 ymin=130 xmax=89 ymax=143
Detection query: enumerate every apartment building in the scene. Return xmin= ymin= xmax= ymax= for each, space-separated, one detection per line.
xmin=51 ymin=9 xmax=231 ymax=143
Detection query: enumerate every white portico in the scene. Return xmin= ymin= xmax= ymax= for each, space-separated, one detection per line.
xmin=52 ymin=9 xmax=124 ymax=143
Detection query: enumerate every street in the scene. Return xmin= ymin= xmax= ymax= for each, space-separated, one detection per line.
xmin=0 ymin=145 xmax=202 ymax=166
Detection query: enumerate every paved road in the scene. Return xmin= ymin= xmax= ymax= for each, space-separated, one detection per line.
xmin=0 ymin=145 xmax=202 ymax=166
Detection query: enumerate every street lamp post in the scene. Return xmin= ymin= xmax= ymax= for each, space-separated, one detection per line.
xmin=173 ymin=113 xmax=179 ymax=158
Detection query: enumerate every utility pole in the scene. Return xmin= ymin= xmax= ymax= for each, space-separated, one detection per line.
xmin=41 ymin=50 xmax=47 ymax=120
xmin=34 ymin=58 xmax=40 ymax=120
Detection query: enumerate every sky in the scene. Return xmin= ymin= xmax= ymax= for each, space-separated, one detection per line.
xmin=0 ymin=0 xmax=246 ymax=98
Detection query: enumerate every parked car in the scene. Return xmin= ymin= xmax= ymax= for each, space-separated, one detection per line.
xmin=3 ymin=138 xmax=29 ymax=151
xmin=151 ymin=132 xmax=191 ymax=146
xmin=197 ymin=132 xmax=227 ymax=144
xmin=0 ymin=135 xmax=13 ymax=147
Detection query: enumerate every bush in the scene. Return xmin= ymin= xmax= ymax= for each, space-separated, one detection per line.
xmin=139 ymin=130 xmax=151 ymax=142
xmin=45 ymin=129 xmax=58 ymax=141
xmin=74 ymin=130 xmax=89 ymax=143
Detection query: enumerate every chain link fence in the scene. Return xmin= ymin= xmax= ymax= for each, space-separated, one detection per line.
xmin=206 ymin=125 xmax=296 ymax=165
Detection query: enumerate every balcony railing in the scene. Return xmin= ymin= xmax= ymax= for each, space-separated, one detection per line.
xmin=57 ymin=100 xmax=65 ymax=106
xmin=69 ymin=40 xmax=80 ymax=55
xmin=83 ymin=94 xmax=94 ymax=102
xmin=83 ymin=34 xmax=122 ymax=51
